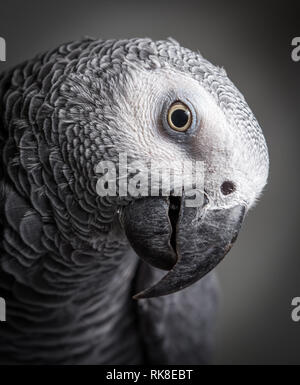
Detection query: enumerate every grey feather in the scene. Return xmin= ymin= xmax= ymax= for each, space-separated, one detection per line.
xmin=0 ymin=37 xmax=268 ymax=364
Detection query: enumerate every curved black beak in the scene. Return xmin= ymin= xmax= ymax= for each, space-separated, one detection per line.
xmin=120 ymin=195 xmax=245 ymax=299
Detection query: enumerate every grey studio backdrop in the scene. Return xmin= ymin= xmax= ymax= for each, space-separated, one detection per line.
xmin=0 ymin=0 xmax=299 ymax=365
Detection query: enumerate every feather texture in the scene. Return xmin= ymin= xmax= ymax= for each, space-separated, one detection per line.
xmin=0 ymin=37 xmax=268 ymax=364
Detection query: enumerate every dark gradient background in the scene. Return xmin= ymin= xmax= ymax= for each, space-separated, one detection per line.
xmin=0 ymin=0 xmax=299 ymax=365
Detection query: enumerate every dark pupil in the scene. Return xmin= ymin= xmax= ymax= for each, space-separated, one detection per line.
xmin=171 ymin=109 xmax=189 ymax=128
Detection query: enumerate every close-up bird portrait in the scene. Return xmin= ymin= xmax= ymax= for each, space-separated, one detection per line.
xmin=0 ymin=0 xmax=299 ymax=368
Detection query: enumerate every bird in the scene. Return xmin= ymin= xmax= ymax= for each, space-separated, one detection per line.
xmin=0 ymin=37 xmax=269 ymax=364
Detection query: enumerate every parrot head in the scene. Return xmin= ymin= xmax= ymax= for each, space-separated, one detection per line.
xmin=60 ymin=38 xmax=269 ymax=298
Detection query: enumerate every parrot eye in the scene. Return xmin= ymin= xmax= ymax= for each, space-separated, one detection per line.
xmin=167 ymin=101 xmax=192 ymax=132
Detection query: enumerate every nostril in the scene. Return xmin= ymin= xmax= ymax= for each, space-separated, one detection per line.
xmin=221 ymin=181 xmax=236 ymax=195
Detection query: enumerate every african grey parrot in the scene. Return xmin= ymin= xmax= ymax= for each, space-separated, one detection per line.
xmin=0 ymin=37 xmax=269 ymax=364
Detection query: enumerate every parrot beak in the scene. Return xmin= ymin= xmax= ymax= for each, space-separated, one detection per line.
xmin=120 ymin=195 xmax=245 ymax=299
